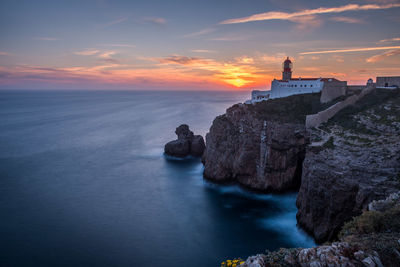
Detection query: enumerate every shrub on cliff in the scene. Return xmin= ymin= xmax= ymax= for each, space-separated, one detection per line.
xmin=339 ymin=201 xmax=400 ymax=267
xmin=340 ymin=204 xmax=400 ymax=237
xmin=246 ymin=93 xmax=323 ymax=123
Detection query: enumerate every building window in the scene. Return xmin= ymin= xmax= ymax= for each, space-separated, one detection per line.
xmin=310 ymin=85 xmax=313 ymax=87
xmin=295 ymin=85 xmax=297 ymax=87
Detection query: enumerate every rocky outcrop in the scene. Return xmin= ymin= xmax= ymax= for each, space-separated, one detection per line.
xmin=164 ymin=124 xmax=205 ymax=158
xmin=240 ymin=192 xmax=400 ymax=266
xmin=239 ymin=242 xmax=386 ymax=267
xmin=297 ymin=89 xmax=400 ymax=243
xmin=202 ymin=94 xmax=321 ymax=191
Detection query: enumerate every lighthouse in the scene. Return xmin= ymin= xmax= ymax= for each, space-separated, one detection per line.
xmin=282 ymin=57 xmax=292 ymax=81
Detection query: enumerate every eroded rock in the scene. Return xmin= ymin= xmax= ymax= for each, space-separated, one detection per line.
xmin=164 ymin=124 xmax=205 ymax=158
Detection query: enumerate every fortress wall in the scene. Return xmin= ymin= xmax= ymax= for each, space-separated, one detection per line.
xmin=377 ymin=76 xmax=400 ymax=88
xmin=320 ymin=80 xmax=347 ymax=103
xmin=306 ymin=85 xmax=375 ymax=128
xmin=347 ymin=85 xmax=366 ymax=92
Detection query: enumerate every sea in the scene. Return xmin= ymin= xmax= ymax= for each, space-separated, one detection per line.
xmin=0 ymin=90 xmax=315 ymax=267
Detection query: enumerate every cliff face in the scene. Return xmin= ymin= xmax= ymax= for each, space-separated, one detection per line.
xmin=297 ymin=89 xmax=400 ymax=243
xmin=202 ymin=94 xmax=324 ymax=192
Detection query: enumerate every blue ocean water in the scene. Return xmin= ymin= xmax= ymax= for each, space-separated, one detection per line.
xmin=0 ymin=90 xmax=314 ymax=267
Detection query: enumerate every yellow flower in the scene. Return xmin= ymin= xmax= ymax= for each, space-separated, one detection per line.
xmin=240 ymin=261 xmax=245 ymax=264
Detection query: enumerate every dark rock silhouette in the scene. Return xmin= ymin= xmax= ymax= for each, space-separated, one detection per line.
xmin=164 ymin=124 xmax=205 ymax=158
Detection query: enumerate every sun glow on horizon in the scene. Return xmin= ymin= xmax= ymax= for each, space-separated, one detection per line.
xmin=0 ymin=1 xmax=399 ymax=90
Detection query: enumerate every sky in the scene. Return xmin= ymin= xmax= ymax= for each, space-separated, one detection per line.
xmin=0 ymin=0 xmax=399 ymax=90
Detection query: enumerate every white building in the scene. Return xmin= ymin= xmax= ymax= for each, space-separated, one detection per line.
xmin=247 ymin=57 xmax=347 ymax=103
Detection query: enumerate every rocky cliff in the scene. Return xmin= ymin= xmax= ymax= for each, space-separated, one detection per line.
xmin=297 ymin=89 xmax=400 ymax=243
xmin=202 ymin=93 xmax=327 ymax=192
xmin=238 ymin=192 xmax=400 ymax=267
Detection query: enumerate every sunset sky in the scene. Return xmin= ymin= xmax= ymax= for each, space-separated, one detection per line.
xmin=0 ymin=0 xmax=399 ymax=90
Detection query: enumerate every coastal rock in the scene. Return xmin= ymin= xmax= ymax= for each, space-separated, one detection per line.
xmin=297 ymin=89 xmax=400 ymax=243
xmin=164 ymin=124 xmax=205 ymax=158
xmin=202 ymin=100 xmax=310 ymax=192
xmin=191 ymin=135 xmax=205 ymax=156
xmin=164 ymin=139 xmax=190 ymax=157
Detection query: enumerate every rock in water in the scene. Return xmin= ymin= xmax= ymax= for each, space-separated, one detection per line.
xmin=175 ymin=124 xmax=193 ymax=140
xmin=191 ymin=135 xmax=205 ymax=157
xmin=164 ymin=139 xmax=190 ymax=157
xmin=164 ymin=124 xmax=205 ymax=158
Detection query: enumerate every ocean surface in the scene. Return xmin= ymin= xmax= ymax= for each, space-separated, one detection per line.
xmin=0 ymin=90 xmax=314 ymax=267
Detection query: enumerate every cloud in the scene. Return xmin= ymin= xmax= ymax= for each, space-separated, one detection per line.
xmin=0 ymin=51 xmax=12 ymax=56
xmin=366 ymin=49 xmax=400 ymax=62
xmin=159 ymin=55 xmax=208 ymax=65
xmin=289 ymin=15 xmax=323 ymax=30
xmin=98 ymin=51 xmax=116 ymax=59
xmin=35 ymin=37 xmax=60 ymax=41
xmin=105 ymin=17 xmax=128 ymax=26
xmin=74 ymin=49 xmax=100 ymax=56
xmin=260 ymin=53 xmax=287 ymax=63
xmin=98 ymin=43 xmax=136 ymax=48
xmin=235 ymin=56 xmax=254 ymax=64
xmin=156 ymin=54 xmax=271 ymax=87
xmin=191 ymin=49 xmax=217 ymax=53
xmin=209 ymin=35 xmax=249 ymax=41
xmin=300 ymin=46 xmax=400 ymax=55
xmin=329 ymin=16 xmax=365 ymax=24
xmin=220 ymin=3 xmax=400 ymax=24
xmin=183 ymin=28 xmax=216 ymax=38
xmin=142 ymin=17 xmax=167 ymax=26
xmin=379 ymin=37 xmax=400 ymax=43
xmin=97 ymin=51 xmax=119 ymax=63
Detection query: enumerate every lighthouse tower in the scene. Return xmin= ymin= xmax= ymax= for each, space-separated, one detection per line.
xmin=282 ymin=57 xmax=292 ymax=81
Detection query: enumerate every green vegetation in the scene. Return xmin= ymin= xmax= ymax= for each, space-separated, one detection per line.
xmin=339 ymin=201 xmax=400 ymax=267
xmin=246 ymin=93 xmax=324 ymax=123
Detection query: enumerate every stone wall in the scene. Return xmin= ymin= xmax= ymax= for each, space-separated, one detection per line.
xmin=347 ymin=85 xmax=366 ymax=95
xmin=306 ymin=85 xmax=375 ymax=128
xmin=376 ymin=76 xmax=400 ymax=88
xmin=320 ymin=80 xmax=347 ymax=103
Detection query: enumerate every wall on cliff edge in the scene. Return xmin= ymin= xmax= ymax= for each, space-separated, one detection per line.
xmin=306 ymin=84 xmax=375 ymax=128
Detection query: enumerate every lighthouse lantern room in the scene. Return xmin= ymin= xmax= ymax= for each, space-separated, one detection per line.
xmin=282 ymin=57 xmax=293 ymax=81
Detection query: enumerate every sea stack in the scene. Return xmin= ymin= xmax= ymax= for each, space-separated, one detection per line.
xmin=164 ymin=124 xmax=205 ymax=158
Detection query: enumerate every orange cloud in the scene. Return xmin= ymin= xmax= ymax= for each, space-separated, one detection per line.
xmin=1 ymin=53 xmax=275 ymax=89
xmin=379 ymin=37 xmax=400 ymax=43
xmin=329 ymin=16 xmax=365 ymax=24
xmin=366 ymin=49 xmax=400 ymax=62
xmin=300 ymin=46 xmax=400 ymax=55
xmin=220 ymin=3 xmax=400 ymax=24
xmin=74 ymin=49 xmax=100 ymax=56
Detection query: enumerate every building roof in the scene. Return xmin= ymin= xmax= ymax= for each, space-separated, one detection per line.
xmin=276 ymin=78 xmax=341 ymax=82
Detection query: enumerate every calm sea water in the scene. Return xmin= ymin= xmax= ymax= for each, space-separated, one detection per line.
xmin=0 ymin=90 xmax=314 ymax=267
